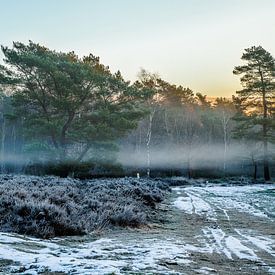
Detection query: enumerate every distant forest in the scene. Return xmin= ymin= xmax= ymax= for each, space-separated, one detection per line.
xmin=0 ymin=42 xmax=274 ymax=180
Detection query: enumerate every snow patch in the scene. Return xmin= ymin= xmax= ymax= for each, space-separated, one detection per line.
xmin=173 ymin=196 xmax=193 ymax=214
xmin=225 ymin=236 xmax=258 ymax=260
xmin=235 ymin=229 xmax=275 ymax=257
xmin=0 ymin=233 xmax=191 ymax=274
xmin=203 ymin=227 xmax=232 ymax=259
xmin=173 ymin=193 xmax=216 ymax=220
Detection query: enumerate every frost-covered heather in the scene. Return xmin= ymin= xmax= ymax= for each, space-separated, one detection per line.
xmin=0 ymin=175 xmax=170 ymax=238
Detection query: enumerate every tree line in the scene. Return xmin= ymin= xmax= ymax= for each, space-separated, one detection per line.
xmin=0 ymin=42 xmax=274 ymax=180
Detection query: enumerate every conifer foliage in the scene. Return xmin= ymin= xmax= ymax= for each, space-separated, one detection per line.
xmin=0 ymin=41 xmax=152 ymax=162
xmin=233 ymin=46 xmax=275 ymax=180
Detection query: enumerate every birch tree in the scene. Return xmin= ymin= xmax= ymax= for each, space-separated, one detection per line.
xmin=214 ymin=97 xmax=236 ymax=173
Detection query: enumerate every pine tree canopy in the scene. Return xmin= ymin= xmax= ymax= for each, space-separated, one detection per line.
xmin=0 ymin=41 xmax=153 ymax=161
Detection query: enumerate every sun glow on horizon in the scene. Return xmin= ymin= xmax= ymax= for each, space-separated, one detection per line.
xmin=0 ymin=0 xmax=274 ymax=97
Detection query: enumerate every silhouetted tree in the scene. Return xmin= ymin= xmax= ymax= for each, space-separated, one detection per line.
xmin=0 ymin=41 xmax=151 ymax=162
xmin=233 ymin=46 xmax=275 ymax=180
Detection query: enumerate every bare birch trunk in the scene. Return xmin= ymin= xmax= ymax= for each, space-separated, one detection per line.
xmin=146 ymin=108 xmax=156 ymax=177
xmin=222 ymin=111 xmax=230 ymax=175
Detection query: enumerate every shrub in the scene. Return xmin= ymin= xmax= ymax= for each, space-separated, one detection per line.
xmin=24 ymin=160 xmax=124 ymax=179
xmin=0 ymin=175 xmax=167 ymax=238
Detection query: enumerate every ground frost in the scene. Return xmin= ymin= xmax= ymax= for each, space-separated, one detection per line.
xmin=0 ymin=180 xmax=274 ymax=274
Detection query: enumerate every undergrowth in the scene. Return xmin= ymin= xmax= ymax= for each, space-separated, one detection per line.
xmin=0 ymin=175 xmax=169 ymax=238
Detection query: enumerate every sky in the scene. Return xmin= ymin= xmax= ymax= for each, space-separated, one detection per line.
xmin=1 ymin=0 xmax=275 ymax=97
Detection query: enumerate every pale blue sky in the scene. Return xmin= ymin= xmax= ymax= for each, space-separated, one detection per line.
xmin=1 ymin=0 xmax=275 ymax=96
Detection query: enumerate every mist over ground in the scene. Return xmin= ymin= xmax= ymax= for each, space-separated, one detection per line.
xmin=119 ymin=143 xmax=258 ymax=169
xmin=0 ymin=43 xmax=274 ymax=180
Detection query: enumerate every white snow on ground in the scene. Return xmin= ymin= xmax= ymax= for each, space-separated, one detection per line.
xmin=194 ymin=185 xmax=274 ymax=218
xmin=173 ymin=192 xmax=215 ymax=220
xmin=235 ymin=229 xmax=275 ymax=257
xmin=225 ymin=236 xmax=258 ymax=260
xmin=195 ymin=266 xmax=217 ymax=274
xmin=201 ymin=226 xmax=275 ymax=262
xmin=173 ymin=184 xmax=275 ymax=273
xmin=173 ymin=196 xmax=193 ymax=214
xmin=174 ymin=184 xmax=274 ymax=219
xmin=182 ymin=243 xmax=213 ymax=254
xmin=213 ymin=197 xmax=268 ymax=218
xmin=0 ymin=235 xmax=123 ymax=275
xmin=1 ymin=184 xmax=274 ymax=274
xmin=202 ymin=225 xmax=275 ymax=274
xmin=0 ymin=233 xmax=192 ymax=275
xmin=5 ymin=227 xmax=271 ymax=275
xmin=202 ymin=227 xmax=232 ymax=259
xmin=188 ymin=193 xmax=215 ymax=218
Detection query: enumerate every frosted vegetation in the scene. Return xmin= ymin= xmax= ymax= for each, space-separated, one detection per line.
xmin=0 ymin=175 xmax=169 ymax=238
xmin=0 ymin=180 xmax=274 ymax=274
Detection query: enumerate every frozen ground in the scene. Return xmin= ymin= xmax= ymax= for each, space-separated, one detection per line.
xmin=0 ymin=181 xmax=274 ymax=274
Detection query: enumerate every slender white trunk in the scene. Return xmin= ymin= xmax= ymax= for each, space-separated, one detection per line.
xmin=146 ymin=108 xmax=156 ymax=177
xmin=164 ymin=109 xmax=171 ymax=140
xmin=222 ymin=111 xmax=230 ymax=173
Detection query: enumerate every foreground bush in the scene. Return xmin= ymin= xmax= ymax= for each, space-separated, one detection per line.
xmin=0 ymin=175 xmax=169 ymax=238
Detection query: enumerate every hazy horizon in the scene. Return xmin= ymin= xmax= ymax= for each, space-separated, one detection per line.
xmin=1 ymin=0 xmax=275 ymax=97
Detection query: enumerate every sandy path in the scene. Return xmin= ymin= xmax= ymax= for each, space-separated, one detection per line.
xmin=0 ymin=183 xmax=274 ymax=274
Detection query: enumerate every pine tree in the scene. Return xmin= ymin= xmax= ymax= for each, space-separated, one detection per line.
xmin=233 ymin=46 xmax=275 ymax=180
xmin=0 ymin=41 xmax=152 ymax=162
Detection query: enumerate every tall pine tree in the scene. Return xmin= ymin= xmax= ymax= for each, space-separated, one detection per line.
xmin=233 ymin=46 xmax=275 ymax=180
xmin=0 ymin=41 xmax=152 ymax=162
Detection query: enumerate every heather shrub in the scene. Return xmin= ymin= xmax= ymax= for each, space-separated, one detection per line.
xmin=0 ymin=175 xmax=167 ymax=238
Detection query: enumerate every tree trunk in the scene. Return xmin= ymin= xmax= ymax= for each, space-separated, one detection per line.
xmin=146 ymin=108 xmax=156 ymax=177
xmin=187 ymin=159 xmax=192 ymax=179
xmin=263 ymin=141 xmax=270 ymax=181
xmin=77 ymin=144 xmax=91 ymax=162
xmin=12 ymin=125 xmax=16 ymax=154
xmin=222 ymin=111 xmax=228 ymax=174
xmin=253 ymin=163 xmax=257 ymax=180
xmin=60 ymin=112 xmax=75 ymax=160
xmin=260 ymin=70 xmax=271 ymax=181
xmin=1 ymin=115 xmax=5 ymax=173
xmin=146 ymin=115 xmax=153 ymax=177
xmin=164 ymin=108 xmax=171 ymax=141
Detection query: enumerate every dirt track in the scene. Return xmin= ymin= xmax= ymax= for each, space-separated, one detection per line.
xmin=0 ymin=182 xmax=274 ymax=274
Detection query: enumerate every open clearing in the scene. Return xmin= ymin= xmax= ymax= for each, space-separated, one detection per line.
xmin=0 ymin=181 xmax=274 ymax=274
